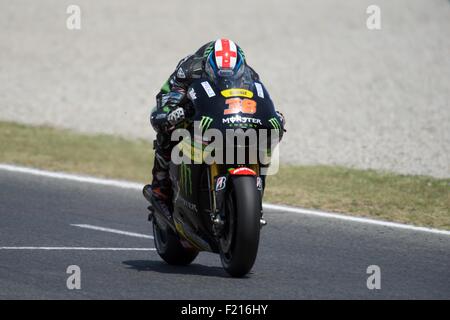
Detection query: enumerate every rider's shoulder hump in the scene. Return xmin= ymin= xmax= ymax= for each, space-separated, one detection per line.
xmin=175 ymin=55 xmax=204 ymax=81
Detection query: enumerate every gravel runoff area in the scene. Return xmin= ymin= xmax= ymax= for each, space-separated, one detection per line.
xmin=1 ymin=0 xmax=449 ymax=177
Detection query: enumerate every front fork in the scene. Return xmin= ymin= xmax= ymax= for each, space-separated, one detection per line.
xmin=208 ymin=164 xmax=266 ymax=237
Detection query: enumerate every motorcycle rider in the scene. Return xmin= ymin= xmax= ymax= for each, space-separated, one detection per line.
xmin=143 ymin=39 xmax=285 ymax=216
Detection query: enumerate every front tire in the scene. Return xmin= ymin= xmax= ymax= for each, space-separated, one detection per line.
xmin=153 ymin=220 xmax=198 ymax=266
xmin=219 ymin=176 xmax=261 ymax=277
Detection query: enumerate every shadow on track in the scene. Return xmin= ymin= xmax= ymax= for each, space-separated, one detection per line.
xmin=122 ymin=260 xmax=238 ymax=278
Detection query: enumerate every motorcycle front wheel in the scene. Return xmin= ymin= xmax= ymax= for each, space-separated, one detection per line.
xmin=219 ymin=176 xmax=261 ymax=277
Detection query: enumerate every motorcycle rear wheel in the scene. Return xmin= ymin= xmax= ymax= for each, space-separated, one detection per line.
xmin=153 ymin=220 xmax=199 ymax=266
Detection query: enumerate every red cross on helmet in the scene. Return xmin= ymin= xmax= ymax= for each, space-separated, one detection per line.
xmin=214 ymin=38 xmax=238 ymax=69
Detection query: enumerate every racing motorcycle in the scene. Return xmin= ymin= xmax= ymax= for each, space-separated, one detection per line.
xmin=144 ymin=76 xmax=282 ymax=277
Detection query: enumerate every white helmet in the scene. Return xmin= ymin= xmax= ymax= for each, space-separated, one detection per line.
xmin=205 ymin=38 xmax=246 ymax=79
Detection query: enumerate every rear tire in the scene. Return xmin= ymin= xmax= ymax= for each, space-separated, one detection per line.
xmin=219 ymin=176 xmax=261 ymax=277
xmin=153 ymin=220 xmax=198 ymax=266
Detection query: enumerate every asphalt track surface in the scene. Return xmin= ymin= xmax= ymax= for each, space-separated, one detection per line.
xmin=0 ymin=170 xmax=449 ymax=299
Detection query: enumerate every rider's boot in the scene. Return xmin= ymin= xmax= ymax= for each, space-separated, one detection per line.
xmin=143 ymin=148 xmax=173 ymax=219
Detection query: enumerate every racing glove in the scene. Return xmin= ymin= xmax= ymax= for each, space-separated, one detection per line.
xmin=167 ymin=107 xmax=185 ymax=126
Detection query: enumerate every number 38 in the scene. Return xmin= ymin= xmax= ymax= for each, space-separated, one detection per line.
xmin=224 ymin=98 xmax=257 ymax=115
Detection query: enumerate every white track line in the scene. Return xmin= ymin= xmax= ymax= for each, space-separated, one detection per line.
xmin=263 ymin=204 xmax=450 ymax=236
xmin=71 ymin=224 xmax=153 ymax=239
xmin=1 ymin=163 xmax=449 ymax=237
xmin=0 ymin=247 xmax=156 ymax=251
xmin=0 ymin=164 xmax=142 ymax=190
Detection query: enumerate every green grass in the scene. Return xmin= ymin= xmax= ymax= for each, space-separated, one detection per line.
xmin=1 ymin=121 xmax=449 ymax=229
xmin=0 ymin=121 xmax=154 ymax=182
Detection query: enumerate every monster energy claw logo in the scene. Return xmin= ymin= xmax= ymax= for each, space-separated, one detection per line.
xmin=180 ymin=163 xmax=192 ymax=195
xmin=268 ymin=117 xmax=281 ymax=131
xmin=200 ymin=116 xmax=213 ymax=131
